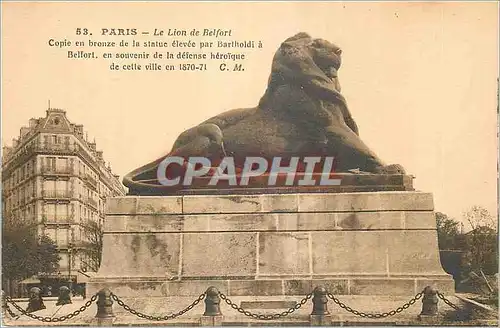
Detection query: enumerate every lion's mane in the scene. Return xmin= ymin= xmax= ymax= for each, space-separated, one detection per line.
xmin=258 ymin=32 xmax=359 ymax=135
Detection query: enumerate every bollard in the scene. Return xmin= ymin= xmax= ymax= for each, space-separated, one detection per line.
xmin=56 ymin=286 xmax=72 ymax=306
xmin=94 ymin=288 xmax=115 ymax=326
xmin=310 ymin=286 xmax=331 ymax=326
xmin=26 ymin=287 xmax=46 ymax=313
xmin=418 ymin=286 xmax=439 ymax=323
xmin=200 ymin=287 xmax=223 ymax=326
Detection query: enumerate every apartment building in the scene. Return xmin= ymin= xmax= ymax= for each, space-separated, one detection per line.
xmin=2 ymin=108 xmax=125 ymax=288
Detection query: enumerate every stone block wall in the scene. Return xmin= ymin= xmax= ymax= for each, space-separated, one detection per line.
xmin=87 ymin=192 xmax=454 ymax=297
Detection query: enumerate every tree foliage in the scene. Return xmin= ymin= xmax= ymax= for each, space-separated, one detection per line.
xmin=464 ymin=205 xmax=497 ymax=231
xmin=436 ymin=212 xmax=462 ymax=250
xmin=462 ymin=206 xmax=498 ymax=275
xmin=435 ymin=207 xmax=498 ymax=277
xmin=79 ymin=220 xmax=104 ymax=272
xmin=2 ymin=224 xmax=60 ymax=282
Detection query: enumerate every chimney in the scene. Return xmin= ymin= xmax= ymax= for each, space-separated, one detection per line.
xmin=75 ymin=125 xmax=83 ymax=135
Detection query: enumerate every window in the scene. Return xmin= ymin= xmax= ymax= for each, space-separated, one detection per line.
xmin=46 ymin=157 xmax=56 ymax=169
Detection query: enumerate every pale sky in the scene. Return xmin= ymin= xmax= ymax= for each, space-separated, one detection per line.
xmin=2 ymin=2 xmax=498 ymax=222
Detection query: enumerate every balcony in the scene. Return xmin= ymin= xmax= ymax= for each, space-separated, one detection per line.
xmin=35 ymin=143 xmax=78 ymax=155
xmin=83 ymin=173 xmax=98 ymax=190
xmin=41 ymin=190 xmax=74 ymax=200
xmin=42 ymin=215 xmax=75 ymax=225
xmin=41 ymin=166 xmax=74 ymax=176
xmin=86 ymin=197 xmax=98 ymax=209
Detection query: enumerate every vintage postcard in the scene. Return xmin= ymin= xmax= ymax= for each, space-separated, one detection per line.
xmin=1 ymin=1 xmax=498 ymax=327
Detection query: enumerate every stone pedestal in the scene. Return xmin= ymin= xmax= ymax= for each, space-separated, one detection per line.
xmin=310 ymin=314 xmax=332 ymax=326
xmin=200 ymin=315 xmax=223 ymax=326
xmin=87 ymin=191 xmax=454 ymax=297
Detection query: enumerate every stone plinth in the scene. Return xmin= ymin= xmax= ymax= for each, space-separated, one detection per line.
xmin=87 ymin=191 xmax=454 ymax=297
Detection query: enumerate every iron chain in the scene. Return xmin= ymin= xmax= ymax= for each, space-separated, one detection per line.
xmin=326 ymin=291 xmax=423 ymax=319
xmin=218 ymin=291 xmax=313 ymax=320
xmin=110 ymin=292 xmax=205 ymax=321
xmin=5 ymin=294 xmax=97 ymax=322
xmin=4 ymin=302 xmax=20 ymax=319
xmin=436 ymin=291 xmax=460 ymax=310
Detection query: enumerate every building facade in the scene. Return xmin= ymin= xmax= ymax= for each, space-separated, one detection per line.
xmin=2 ymin=108 xmax=125 ymax=288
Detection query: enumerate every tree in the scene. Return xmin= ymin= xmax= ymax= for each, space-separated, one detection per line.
xmin=435 ymin=212 xmax=468 ymax=282
xmin=79 ymin=220 xmax=104 ymax=272
xmin=36 ymin=235 xmax=61 ymax=274
xmin=462 ymin=206 xmax=498 ymax=275
xmin=464 ymin=205 xmax=497 ymax=232
xmin=435 ymin=212 xmax=461 ymax=250
xmin=2 ymin=224 xmax=60 ymax=287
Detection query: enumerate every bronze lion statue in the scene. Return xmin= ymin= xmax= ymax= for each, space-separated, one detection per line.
xmin=124 ymin=32 xmax=404 ymax=194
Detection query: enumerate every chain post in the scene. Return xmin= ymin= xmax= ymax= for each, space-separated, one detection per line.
xmin=310 ymin=286 xmax=331 ymax=326
xmin=56 ymin=286 xmax=72 ymax=306
xmin=5 ymin=292 xmax=97 ymax=323
xmin=26 ymin=287 xmax=46 ymax=313
xmin=418 ymin=286 xmax=439 ymax=323
xmin=201 ymin=287 xmax=222 ymax=326
xmin=94 ymin=288 xmax=115 ymax=326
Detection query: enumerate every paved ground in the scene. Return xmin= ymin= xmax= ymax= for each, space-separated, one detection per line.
xmin=1 ymin=294 xmax=487 ymax=326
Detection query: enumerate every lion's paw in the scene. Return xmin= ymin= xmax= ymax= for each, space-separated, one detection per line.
xmin=375 ymin=164 xmax=406 ymax=175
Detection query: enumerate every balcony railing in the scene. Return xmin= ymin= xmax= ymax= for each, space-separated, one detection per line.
xmin=41 ymin=190 xmax=74 ymax=199
xmin=35 ymin=143 xmax=78 ymax=154
xmin=42 ymin=215 xmax=75 ymax=225
xmin=83 ymin=173 xmax=98 ymax=190
xmin=41 ymin=166 xmax=74 ymax=175
xmin=86 ymin=197 xmax=98 ymax=209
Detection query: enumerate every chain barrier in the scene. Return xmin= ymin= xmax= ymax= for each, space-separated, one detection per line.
xmin=3 ymin=287 xmax=463 ymax=323
xmin=218 ymin=291 xmax=313 ymax=320
xmin=110 ymin=292 xmax=205 ymax=321
xmin=5 ymin=294 xmax=97 ymax=323
xmin=4 ymin=302 xmax=20 ymax=319
xmin=436 ymin=291 xmax=460 ymax=311
xmin=326 ymin=290 xmax=423 ymax=319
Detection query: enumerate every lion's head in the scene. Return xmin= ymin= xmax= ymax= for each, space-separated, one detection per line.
xmin=258 ymin=33 xmax=355 ymax=133
xmin=259 ymin=33 xmax=345 ymax=107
